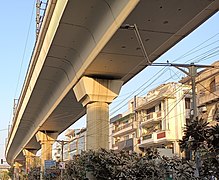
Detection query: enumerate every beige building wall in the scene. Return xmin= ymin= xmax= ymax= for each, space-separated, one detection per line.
xmin=196 ymin=60 xmax=219 ymax=125
xmin=53 ymin=128 xmax=86 ymax=162
xmin=110 ymin=82 xmax=191 ymax=156
xmin=110 ymin=98 xmax=140 ymax=152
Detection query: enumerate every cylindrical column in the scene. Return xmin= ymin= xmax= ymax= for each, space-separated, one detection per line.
xmin=39 ymin=141 xmax=54 ymax=180
xmin=41 ymin=141 xmax=54 ymax=164
xmin=173 ymin=141 xmax=181 ymax=157
xmin=36 ymin=131 xmax=58 ymax=179
xmin=86 ymin=102 xmax=109 ymax=150
xmin=73 ymin=76 xmax=123 ymax=151
xmin=14 ymin=162 xmax=22 ymax=179
xmin=23 ymin=149 xmax=37 ymax=173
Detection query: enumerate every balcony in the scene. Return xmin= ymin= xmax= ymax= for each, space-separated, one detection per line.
xmin=198 ymin=90 xmax=219 ymax=106
xmin=140 ymin=130 xmax=172 ymax=146
xmin=112 ymin=121 xmax=137 ymax=137
xmin=118 ymin=138 xmax=133 ymax=151
xmin=141 ymin=111 xmax=163 ymax=127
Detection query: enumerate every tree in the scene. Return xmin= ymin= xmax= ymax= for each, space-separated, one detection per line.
xmin=7 ymin=166 xmax=14 ymax=179
xmin=179 ymin=119 xmax=219 ymax=178
xmin=63 ymin=148 xmax=199 ymax=179
xmin=179 ymin=119 xmax=209 ymax=152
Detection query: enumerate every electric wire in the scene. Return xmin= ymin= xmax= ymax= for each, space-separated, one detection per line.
xmin=79 ymin=84 xmax=192 ymax=142
xmin=110 ymin=37 xmax=219 ymax=115
xmin=21 ymin=45 xmax=219 ymax=158
xmin=172 ymin=33 xmax=219 ymax=62
xmin=72 ymin=87 xmax=193 ymax=148
xmin=110 ymin=67 xmax=169 ymax=113
xmin=198 ymin=82 xmax=219 ymax=99
xmin=39 ymin=32 xmax=219 ymax=159
xmin=110 ymin=68 xmax=185 ymax=117
xmin=80 ymin=80 xmax=213 ymax=146
xmin=14 ymin=0 xmax=35 ymax=99
xmin=40 ymin=81 xmax=219 ymax=158
xmin=10 ymin=14 xmax=219 ymax=160
xmin=53 ymin=32 xmax=219 ymax=142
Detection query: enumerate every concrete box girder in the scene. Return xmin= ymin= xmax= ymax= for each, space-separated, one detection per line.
xmin=6 ymin=0 xmax=219 ymax=164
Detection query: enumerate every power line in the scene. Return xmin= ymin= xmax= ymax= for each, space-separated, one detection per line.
xmin=14 ymin=0 xmax=36 ymax=98
xmin=110 ymin=67 xmax=169 ymax=115
xmin=9 ymin=11 xmax=219 ymax=163
xmin=110 ymin=31 xmax=219 ymax=116
xmin=172 ymin=33 xmax=219 ymax=63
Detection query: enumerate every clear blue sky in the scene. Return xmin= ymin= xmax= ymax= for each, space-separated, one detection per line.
xmin=0 ymin=0 xmax=219 ymax=163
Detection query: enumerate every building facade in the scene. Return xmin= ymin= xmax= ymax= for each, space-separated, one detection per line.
xmin=110 ymin=82 xmax=191 ymax=157
xmin=54 ymin=128 xmax=86 ymax=162
xmin=136 ymin=82 xmax=191 ymax=156
xmin=110 ymin=98 xmax=140 ymax=152
xmin=196 ymin=61 xmax=219 ymax=125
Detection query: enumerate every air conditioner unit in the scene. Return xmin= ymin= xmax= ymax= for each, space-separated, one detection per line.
xmin=190 ymin=109 xmax=193 ymax=116
xmin=199 ymin=106 xmax=207 ymax=112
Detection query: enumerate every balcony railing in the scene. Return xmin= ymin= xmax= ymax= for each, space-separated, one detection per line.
xmin=118 ymin=138 xmax=133 ymax=151
xmin=140 ymin=130 xmax=172 ymax=145
xmin=112 ymin=122 xmax=137 ymax=137
xmin=141 ymin=111 xmax=163 ymax=126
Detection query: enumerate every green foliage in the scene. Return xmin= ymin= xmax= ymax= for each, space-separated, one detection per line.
xmin=179 ymin=119 xmax=209 ymax=151
xmin=179 ymin=119 xmax=219 ymax=178
xmin=64 ymin=154 xmax=86 ymax=180
xmin=7 ymin=166 xmax=14 ymax=179
xmin=0 ymin=170 xmax=10 ymax=180
xmin=27 ymin=167 xmax=40 ymax=180
xmin=208 ymin=124 xmax=219 ymax=151
xmin=63 ymin=149 xmax=199 ymax=180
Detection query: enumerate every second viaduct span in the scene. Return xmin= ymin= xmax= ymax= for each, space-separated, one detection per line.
xmin=6 ymin=0 xmax=219 ymax=170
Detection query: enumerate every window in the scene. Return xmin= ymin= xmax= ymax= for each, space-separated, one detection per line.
xmin=185 ymin=98 xmax=191 ymax=109
xmin=131 ymin=101 xmax=134 ymax=112
xmin=210 ymin=79 xmax=216 ymax=92
xmin=147 ymin=106 xmax=155 ymax=114
xmin=159 ymin=103 xmax=162 ymax=111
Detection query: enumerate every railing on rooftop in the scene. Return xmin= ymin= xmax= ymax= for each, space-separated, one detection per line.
xmin=36 ymin=0 xmax=49 ymax=40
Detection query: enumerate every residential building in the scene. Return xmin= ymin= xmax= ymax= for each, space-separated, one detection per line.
xmin=196 ymin=61 xmax=219 ymax=125
xmin=110 ymin=82 xmax=191 ymax=157
xmin=136 ymin=82 xmax=191 ymax=156
xmin=180 ymin=61 xmax=219 ymax=125
xmin=110 ymin=98 xmax=141 ymax=152
xmin=54 ymin=128 xmax=86 ymax=162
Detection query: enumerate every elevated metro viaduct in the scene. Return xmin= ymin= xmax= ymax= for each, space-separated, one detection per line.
xmin=6 ymin=0 xmax=219 ymax=173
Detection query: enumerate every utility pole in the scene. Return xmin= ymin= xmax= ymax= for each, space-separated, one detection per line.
xmin=151 ymin=62 xmax=215 ymax=178
xmin=56 ymin=140 xmax=68 ymax=180
xmin=151 ymin=62 xmax=214 ymax=122
xmin=60 ymin=140 xmax=64 ymax=162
